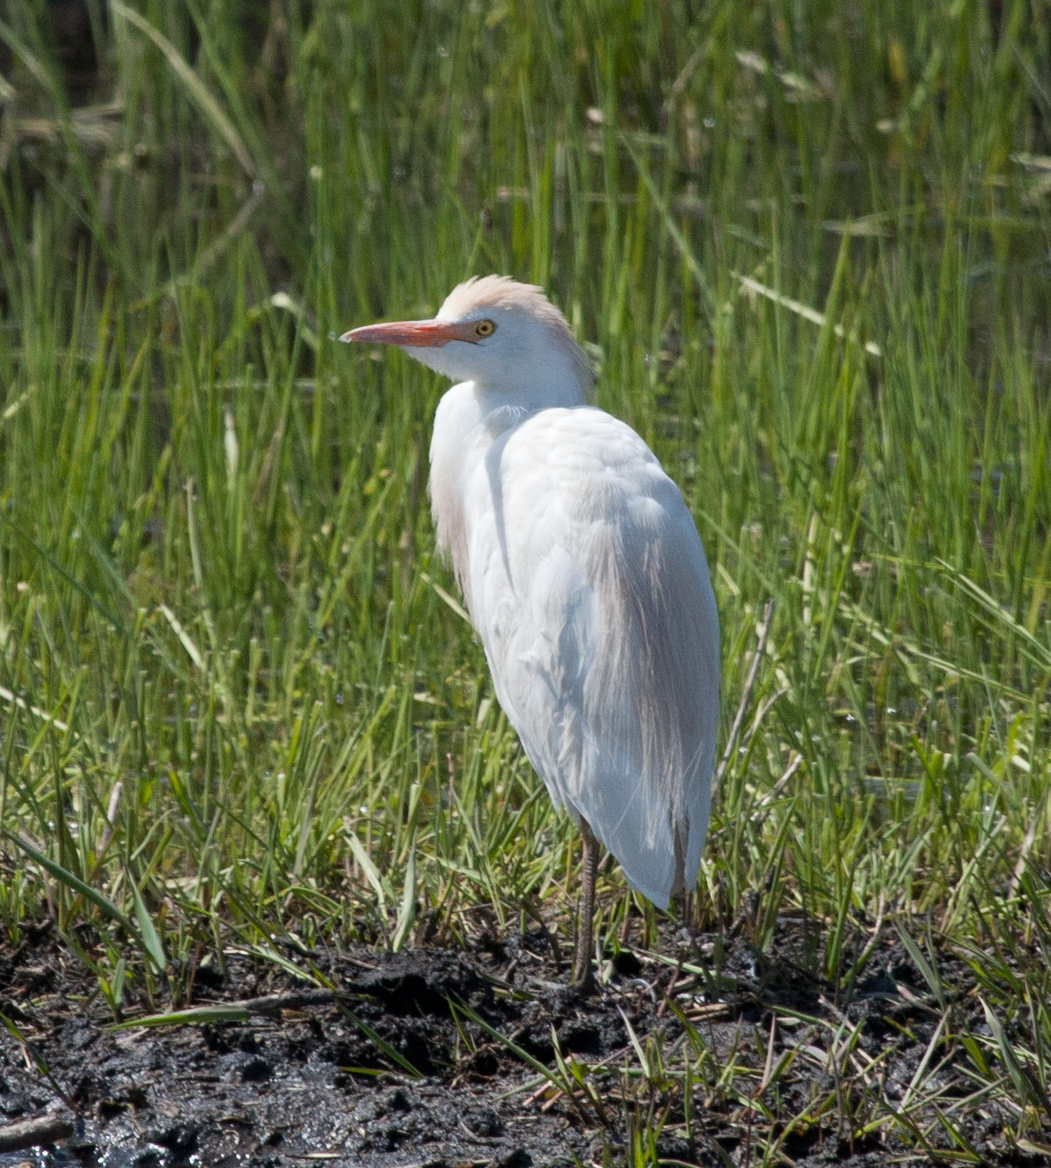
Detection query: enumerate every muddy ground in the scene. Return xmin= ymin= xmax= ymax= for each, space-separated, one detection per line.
xmin=0 ymin=919 xmax=1042 ymax=1168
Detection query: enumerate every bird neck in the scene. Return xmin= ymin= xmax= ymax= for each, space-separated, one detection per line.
xmin=473 ymin=345 xmax=591 ymax=411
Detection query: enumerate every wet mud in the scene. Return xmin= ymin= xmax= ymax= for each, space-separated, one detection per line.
xmin=0 ymin=920 xmax=1039 ymax=1168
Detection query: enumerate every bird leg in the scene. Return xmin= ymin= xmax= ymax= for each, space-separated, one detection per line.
xmin=680 ymin=889 xmax=695 ymax=936
xmin=572 ymin=819 xmax=600 ymax=992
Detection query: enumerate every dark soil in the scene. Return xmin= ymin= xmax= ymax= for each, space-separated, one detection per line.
xmin=0 ymin=918 xmax=1040 ymax=1168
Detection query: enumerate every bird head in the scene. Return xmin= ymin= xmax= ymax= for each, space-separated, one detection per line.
xmin=340 ymin=275 xmax=593 ymax=406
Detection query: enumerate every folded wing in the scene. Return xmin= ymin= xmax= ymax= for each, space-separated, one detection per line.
xmin=465 ymin=408 xmax=720 ymax=908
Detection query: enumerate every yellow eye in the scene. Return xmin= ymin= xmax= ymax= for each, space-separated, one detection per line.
xmin=474 ymin=319 xmax=496 ymax=338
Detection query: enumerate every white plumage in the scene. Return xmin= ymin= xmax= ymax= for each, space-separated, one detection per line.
xmin=342 ymin=276 xmax=720 ymax=983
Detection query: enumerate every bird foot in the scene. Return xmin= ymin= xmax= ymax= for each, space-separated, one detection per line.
xmin=572 ymin=971 xmax=595 ymax=994
xmin=571 ymin=947 xmax=595 ymax=994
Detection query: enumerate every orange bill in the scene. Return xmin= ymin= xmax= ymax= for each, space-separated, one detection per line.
xmin=339 ymin=319 xmax=478 ymax=347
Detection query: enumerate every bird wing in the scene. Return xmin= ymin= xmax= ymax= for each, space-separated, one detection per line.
xmin=464 ymin=407 xmax=720 ymax=908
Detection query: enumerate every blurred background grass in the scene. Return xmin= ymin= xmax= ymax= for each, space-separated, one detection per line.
xmin=0 ymin=0 xmax=1049 ymax=1009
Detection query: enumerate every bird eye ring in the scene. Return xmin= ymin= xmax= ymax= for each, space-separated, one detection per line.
xmin=474 ymin=319 xmax=496 ymax=338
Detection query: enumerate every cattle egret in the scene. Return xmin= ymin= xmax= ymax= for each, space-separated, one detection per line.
xmin=341 ymin=277 xmax=719 ymax=989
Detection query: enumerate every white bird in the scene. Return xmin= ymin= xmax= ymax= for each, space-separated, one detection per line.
xmin=341 ymin=276 xmax=719 ymax=988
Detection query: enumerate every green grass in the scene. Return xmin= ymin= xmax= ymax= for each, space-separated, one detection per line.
xmin=1 ymin=0 xmax=1050 ymax=1157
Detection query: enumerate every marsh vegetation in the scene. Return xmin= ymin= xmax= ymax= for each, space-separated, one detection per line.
xmin=1 ymin=1 xmax=1050 ymax=1163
